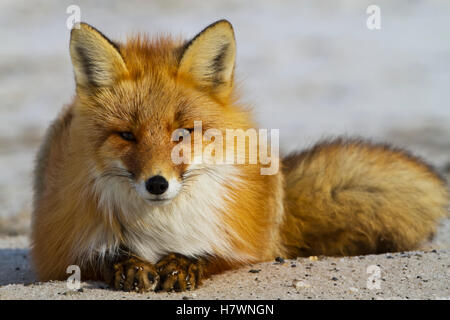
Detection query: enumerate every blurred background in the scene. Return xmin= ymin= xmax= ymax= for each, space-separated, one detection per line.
xmin=0 ymin=0 xmax=449 ymax=245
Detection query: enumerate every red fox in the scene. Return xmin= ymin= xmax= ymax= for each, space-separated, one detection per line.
xmin=31 ymin=20 xmax=448 ymax=292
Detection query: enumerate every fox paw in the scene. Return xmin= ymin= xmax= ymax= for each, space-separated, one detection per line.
xmin=155 ymin=253 xmax=205 ymax=292
xmin=108 ymin=257 xmax=160 ymax=293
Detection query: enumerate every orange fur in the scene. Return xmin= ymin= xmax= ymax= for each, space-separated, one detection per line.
xmin=31 ymin=21 xmax=448 ymax=289
xmin=281 ymin=138 xmax=448 ymax=257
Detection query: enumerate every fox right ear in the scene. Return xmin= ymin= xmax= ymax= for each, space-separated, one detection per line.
xmin=69 ymin=23 xmax=128 ymax=89
xmin=178 ymin=20 xmax=236 ymax=100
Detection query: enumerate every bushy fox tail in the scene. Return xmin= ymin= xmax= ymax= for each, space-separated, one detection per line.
xmin=280 ymin=138 xmax=449 ymax=257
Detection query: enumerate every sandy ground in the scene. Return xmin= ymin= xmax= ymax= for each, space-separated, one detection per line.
xmin=0 ymin=0 xmax=449 ymax=300
xmin=0 ymin=236 xmax=448 ymax=300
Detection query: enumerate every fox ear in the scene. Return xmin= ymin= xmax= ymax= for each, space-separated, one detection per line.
xmin=69 ymin=23 xmax=127 ymax=89
xmin=178 ymin=20 xmax=236 ymax=99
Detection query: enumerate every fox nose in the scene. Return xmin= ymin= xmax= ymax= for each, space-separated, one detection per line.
xmin=145 ymin=175 xmax=169 ymax=195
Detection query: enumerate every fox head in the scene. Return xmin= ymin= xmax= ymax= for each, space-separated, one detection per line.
xmin=69 ymin=20 xmax=254 ymax=212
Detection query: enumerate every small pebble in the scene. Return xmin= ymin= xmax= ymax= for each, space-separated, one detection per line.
xmin=275 ymin=257 xmax=285 ymax=264
xmin=330 ymin=267 xmax=339 ymax=272
xmin=249 ymin=269 xmax=261 ymax=273
xmin=293 ymin=279 xmax=311 ymax=289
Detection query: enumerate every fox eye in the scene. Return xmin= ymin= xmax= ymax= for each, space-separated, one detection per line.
xmin=119 ymin=132 xmax=135 ymax=141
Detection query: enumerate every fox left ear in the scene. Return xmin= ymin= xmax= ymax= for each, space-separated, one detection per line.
xmin=178 ymin=20 xmax=236 ymax=100
xmin=69 ymin=22 xmax=128 ymax=90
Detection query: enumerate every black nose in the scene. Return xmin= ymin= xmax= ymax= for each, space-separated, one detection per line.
xmin=145 ymin=175 xmax=169 ymax=195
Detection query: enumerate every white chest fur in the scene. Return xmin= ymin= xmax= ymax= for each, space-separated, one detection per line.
xmin=117 ymin=165 xmax=243 ymax=263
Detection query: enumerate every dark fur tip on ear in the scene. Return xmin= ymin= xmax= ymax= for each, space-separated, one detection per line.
xmin=70 ymin=22 xmax=122 ymax=54
xmin=182 ymin=19 xmax=234 ymax=52
xmin=70 ymin=22 xmax=94 ymax=40
xmin=199 ymin=19 xmax=234 ymax=37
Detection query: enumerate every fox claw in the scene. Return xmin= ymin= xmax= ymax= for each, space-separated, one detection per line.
xmin=155 ymin=253 xmax=204 ymax=292
xmin=106 ymin=257 xmax=159 ymax=293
